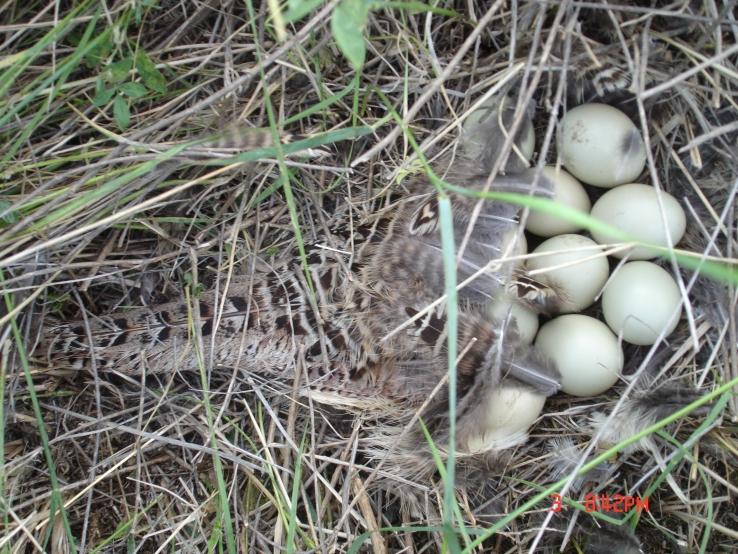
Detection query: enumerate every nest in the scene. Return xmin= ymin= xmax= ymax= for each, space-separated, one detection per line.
xmin=2 ymin=1 xmax=737 ymax=553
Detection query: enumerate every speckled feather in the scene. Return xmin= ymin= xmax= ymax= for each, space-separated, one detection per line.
xmin=37 ymin=99 xmax=562 ymax=463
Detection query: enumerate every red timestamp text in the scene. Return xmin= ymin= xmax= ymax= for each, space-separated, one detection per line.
xmin=549 ymin=493 xmax=649 ymax=513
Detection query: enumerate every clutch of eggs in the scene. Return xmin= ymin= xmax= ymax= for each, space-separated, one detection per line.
xmin=481 ymin=100 xmax=686 ymax=404
xmin=523 ymin=103 xmax=687 ymax=399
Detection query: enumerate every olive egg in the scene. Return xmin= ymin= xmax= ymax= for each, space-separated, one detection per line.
xmin=465 ymin=385 xmax=546 ymax=452
xmin=590 ymin=183 xmax=687 ymax=259
xmin=557 ymin=103 xmax=646 ymax=187
xmin=526 ymin=234 xmax=609 ymax=313
xmin=488 ymin=293 xmax=539 ymax=344
xmin=602 ymin=261 xmax=683 ymax=345
xmin=525 ymin=166 xmax=591 ymax=237
xmin=535 ymin=315 xmax=623 ymax=397
xmin=499 ymin=226 xmax=528 ymax=267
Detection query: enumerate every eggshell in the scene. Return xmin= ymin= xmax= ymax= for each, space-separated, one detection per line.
xmin=557 ymin=103 xmax=646 ymax=187
xmin=489 ymin=294 xmax=539 ymax=344
xmin=590 ymin=183 xmax=687 ymax=259
xmin=499 ymin=227 xmax=528 ymax=267
xmin=465 ymin=386 xmax=546 ymax=452
xmin=535 ymin=315 xmax=623 ymax=397
xmin=602 ymin=261 xmax=682 ymax=345
xmin=526 ymin=234 xmax=609 ymax=313
xmin=525 ymin=166 xmax=591 ymax=237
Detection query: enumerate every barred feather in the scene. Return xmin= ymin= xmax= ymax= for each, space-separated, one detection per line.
xmin=36 ymin=94 xmax=564 ymax=491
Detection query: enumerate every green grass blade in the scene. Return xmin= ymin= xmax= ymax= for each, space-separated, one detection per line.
xmin=283 ymin=74 xmax=359 ymax=125
xmin=23 ymin=142 xmax=190 ymax=235
xmin=0 ymin=270 xmax=78 ymax=551
xmin=437 ymin=196 xmax=460 ymax=537
xmin=369 ymin=1 xmax=458 ymax=16
xmin=462 ymin=379 xmax=738 ymax=551
xmin=186 ymin=286 xmax=237 ymax=554
xmin=0 ymin=6 xmax=107 ymax=130
xmin=89 ymin=497 xmax=160 ymax=553
xmin=442 ymin=186 xmax=738 ymax=286
xmin=696 ymin=467 xmax=714 ymax=554
xmin=203 ymin=125 xmax=374 ymax=166
xmin=284 ymin=435 xmax=306 ymax=554
xmin=0 ymin=1 xmax=93 ymax=110
xmin=372 ymin=81 xmax=468 ymax=554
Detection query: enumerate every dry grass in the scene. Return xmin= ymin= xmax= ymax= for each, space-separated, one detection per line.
xmin=1 ymin=1 xmax=737 ymax=553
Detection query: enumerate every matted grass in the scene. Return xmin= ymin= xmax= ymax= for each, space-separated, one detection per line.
xmin=1 ymin=1 xmax=736 ymax=553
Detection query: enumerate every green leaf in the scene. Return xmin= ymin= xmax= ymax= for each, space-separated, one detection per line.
xmin=106 ymin=57 xmax=133 ymax=84
xmin=92 ymin=76 xmax=115 ymax=106
xmin=284 ymin=74 xmax=359 ymax=125
xmin=113 ymin=95 xmax=130 ymax=129
xmin=284 ymin=0 xmax=323 ymax=22
xmin=92 ymin=86 xmax=115 ymax=106
xmin=119 ymin=81 xmax=147 ymax=98
xmin=369 ymin=1 xmax=458 ymax=16
xmin=135 ymin=51 xmax=167 ymax=93
xmin=331 ymin=0 xmax=369 ymax=70
xmin=84 ymin=33 xmax=113 ymax=67
xmin=0 ymin=200 xmax=19 ymax=226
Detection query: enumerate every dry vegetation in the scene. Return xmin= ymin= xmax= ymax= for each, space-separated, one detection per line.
xmin=1 ymin=1 xmax=737 ymax=553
